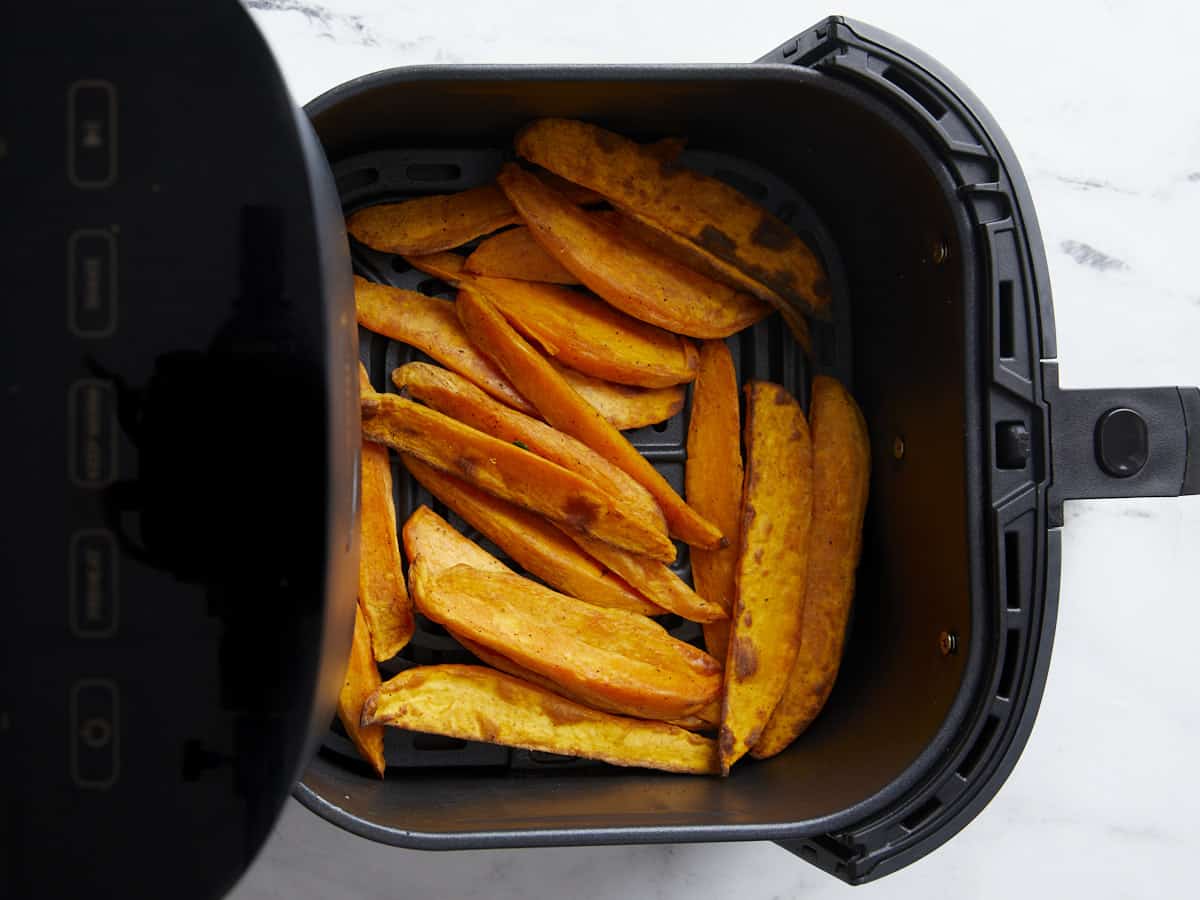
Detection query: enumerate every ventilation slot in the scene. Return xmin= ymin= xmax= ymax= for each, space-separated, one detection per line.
xmin=957 ymin=715 xmax=1000 ymax=779
xmin=997 ymin=629 xmax=1020 ymax=700
xmin=900 ymin=797 xmax=942 ymax=832
xmin=391 ymin=256 xmax=411 ymax=273
xmin=1004 ymin=530 xmax=1022 ymax=611
xmin=412 ymin=734 xmax=467 ymax=751
xmin=998 ymin=280 xmax=1015 ymax=359
xmin=881 ymin=66 xmax=947 ymax=120
xmin=406 ymin=163 xmax=461 ymax=182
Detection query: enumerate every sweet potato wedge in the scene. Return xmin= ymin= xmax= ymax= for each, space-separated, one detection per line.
xmin=336 ymin=605 xmax=386 ymax=777
xmin=515 ymin=119 xmax=832 ymax=320
xmin=464 ymin=226 xmax=581 ymax=284
xmin=347 ymin=184 xmax=521 ymax=256
xmin=564 ymin=529 xmax=725 ymax=624
xmin=358 ymin=433 xmax=415 ymax=661
xmin=605 ymin=210 xmax=813 ymax=356
xmin=403 ymin=457 xmax=665 ymax=614
xmin=360 ymin=390 xmax=616 ymax=538
xmin=401 ymin=504 xmax=511 ymax=578
xmin=406 ymin=251 xmax=698 ymax=388
xmin=497 ymin=163 xmax=771 ymax=338
xmin=393 ymin=362 xmax=672 ymax=562
xmin=419 ymin=566 xmax=722 ymax=719
xmin=456 ymin=285 xmax=724 ymax=550
xmin=354 ymin=275 xmax=535 ymax=415
xmin=362 ymin=665 xmax=719 ymax=774
xmin=454 ymin=634 xmax=716 ymax=731
xmin=402 ymin=257 xmax=686 ymax=428
xmin=686 ymin=341 xmax=744 ymax=662
xmin=718 ymin=381 xmax=814 ymax=774
xmin=751 ymin=377 xmax=870 ymax=759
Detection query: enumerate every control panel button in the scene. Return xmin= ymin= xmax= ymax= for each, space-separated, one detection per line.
xmin=68 ymin=80 xmax=116 ymax=188
xmin=67 ymin=229 xmax=116 ymax=337
xmin=69 ymin=530 xmax=118 ymax=638
xmin=1096 ymin=407 xmax=1149 ymax=478
xmin=68 ymin=380 xmax=117 ymax=487
xmin=70 ymin=679 xmax=119 ymax=789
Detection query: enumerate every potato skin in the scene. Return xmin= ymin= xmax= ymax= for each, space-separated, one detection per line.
xmin=750 ymin=377 xmax=870 ymax=758
xmin=515 ymin=118 xmax=832 ymax=320
xmin=718 ymin=381 xmax=814 ymax=774
xmin=686 ymin=341 xmax=744 ymax=660
xmin=362 ymin=665 xmax=720 ymax=774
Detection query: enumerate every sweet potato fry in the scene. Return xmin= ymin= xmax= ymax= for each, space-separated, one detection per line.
xmin=336 ymin=605 xmax=386 ymax=777
xmin=465 ymin=227 xmax=581 ymax=284
xmin=393 ymin=362 xmax=673 ymax=562
xmin=362 ymin=665 xmax=719 ymax=774
xmin=557 ymin=365 xmax=685 ymax=430
xmin=718 ymin=381 xmax=813 ymax=774
xmin=454 ymin=634 xmax=716 ymax=730
xmin=360 ymin=390 xmax=617 ymax=538
xmin=358 ymin=432 xmax=415 ymax=661
xmin=418 ymin=566 xmax=722 ymax=719
xmin=401 ymin=504 xmax=511 ymax=578
xmin=686 ymin=341 xmax=744 ymax=662
xmin=354 ymin=275 xmax=535 ymax=415
xmin=515 ymin=119 xmax=832 ymax=320
xmin=605 ymin=210 xmax=813 ymax=356
xmin=406 ymin=251 xmax=698 ymax=388
xmin=564 ymin=529 xmax=725 ymax=624
xmin=403 ymin=457 xmax=665 ymax=614
xmin=497 ymin=163 xmax=771 ymax=338
xmin=347 ymin=184 xmax=520 ymax=256
xmin=751 ymin=377 xmax=870 ymax=759
xmin=456 ymin=285 xmax=725 ymax=549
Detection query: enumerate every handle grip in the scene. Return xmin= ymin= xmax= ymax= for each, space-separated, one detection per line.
xmin=1044 ymin=362 xmax=1200 ymax=526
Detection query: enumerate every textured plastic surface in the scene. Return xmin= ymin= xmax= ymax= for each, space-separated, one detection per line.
xmin=335 ymin=145 xmax=849 ymax=771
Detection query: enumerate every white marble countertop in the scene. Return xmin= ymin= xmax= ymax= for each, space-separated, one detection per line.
xmin=232 ymin=1 xmax=1200 ymax=897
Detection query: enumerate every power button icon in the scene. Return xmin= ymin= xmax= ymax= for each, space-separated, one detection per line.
xmin=70 ymin=679 xmax=119 ymax=789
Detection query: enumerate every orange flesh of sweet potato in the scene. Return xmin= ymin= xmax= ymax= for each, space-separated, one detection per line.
xmin=718 ymin=381 xmax=814 ymax=774
xmin=392 ymin=362 xmax=672 ymax=562
xmin=497 ymin=163 xmax=771 ymax=339
xmin=406 ymin=251 xmax=698 ymax=389
xmin=358 ymin=434 xmax=415 ymax=661
xmin=336 ymin=605 xmax=386 ymax=777
xmin=564 ymin=528 xmax=726 ymax=624
xmin=453 ymin=634 xmax=715 ymax=730
xmin=347 ymin=184 xmax=521 ymax=256
xmin=750 ymin=377 xmax=870 ymax=759
xmin=354 ymin=275 xmax=535 ymax=416
xmin=515 ymin=118 xmax=832 ymax=320
xmin=418 ymin=566 xmax=722 ymax=719
xmin=360 ymin=391 xmax=615 ymax=537
xmin=402 ymin=457 xmax=665 ymax=614
xmin=403 ymin=257 xmax=687 ymax=429
xmin=464 ymin=226 xmax=581 ymax=284
xmin=362 ymin=665 xmax=719 ymax=774
xmin=456 ymin=285 xmax=725 ymax=550
xmin=686 ymin=341 xmax=744 ymax=662
xmin=606 ymin=209 xmax=813 ymax=356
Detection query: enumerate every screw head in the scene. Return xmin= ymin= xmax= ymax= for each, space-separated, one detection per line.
xmin=932 ymin=241 xmax=949 ymax=264
xmin=939 ymin=631 xmax=958 ymax=655
xmin=892 ymin=436 xmax=906 ymax=460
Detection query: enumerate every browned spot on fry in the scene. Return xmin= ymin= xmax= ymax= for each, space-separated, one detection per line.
xmin=541 ymin=695 xmax=596 ymax=726
xmin=750 ymin=215 xmax=794 ymax=251
xmin=563 ymin=494 xmax=601 ymax=529
xmin=696 ymin=224 xmax=737 ymax=257
xmin=752 ymin=548 xmax=764 ymax=565
xmin=718 ymin=725 xmax=735 ymax=757
xmin=455 ymin=456 xmax=478 ymax=479
xmin=741 ymin=610 xmax=753 ymax=627
xmin=732 ymin=636 xmax=759 ymax=680
xmin=474 ymin=713 xmax=499 ymax=743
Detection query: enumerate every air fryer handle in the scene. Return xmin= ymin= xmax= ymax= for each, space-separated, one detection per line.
xmin=1044 ymin=362 xmax=1200 ymax=526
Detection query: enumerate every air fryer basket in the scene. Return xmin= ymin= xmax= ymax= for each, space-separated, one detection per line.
xmin=297 ymin=18 xmax=1200 ymax=883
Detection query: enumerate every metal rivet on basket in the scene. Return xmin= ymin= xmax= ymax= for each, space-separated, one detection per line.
xmin=892 ymin=436 xmax=906 ymax=460
xmin=932 ymin=241 xmax=949 ymax=264
xmin=939 ymin=631 xmax=958 ymax=655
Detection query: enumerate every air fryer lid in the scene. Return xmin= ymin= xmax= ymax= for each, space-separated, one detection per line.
xmin=0 ymin=3 xmax=357 ymax=899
